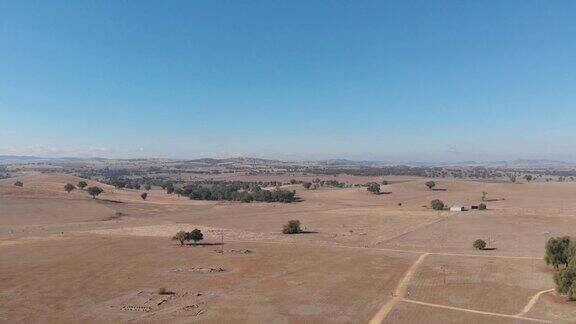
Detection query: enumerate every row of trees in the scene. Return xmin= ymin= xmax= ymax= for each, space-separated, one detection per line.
xmin=63 ymin=181 xmax=103 ymax=199
xmin=545 ymin=236 xmax=576 ymax=300
xmin=167 ymin=181 xmax=297 ymax=203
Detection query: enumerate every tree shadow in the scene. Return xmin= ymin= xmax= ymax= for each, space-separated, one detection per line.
xmin=482 ymin=247 xmax=497 ymax=251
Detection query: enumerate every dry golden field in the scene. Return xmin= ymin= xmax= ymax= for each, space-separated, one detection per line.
xmin=1 ymin=173 xmax=575 ymax=323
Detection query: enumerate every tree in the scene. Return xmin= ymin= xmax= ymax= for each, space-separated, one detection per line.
xmin=13 ymin=180 xmax=23 ymax=187
xmin=473 ymin=239 xmax=487 ymax=250
xmin=87 ymin=186 xmax=103 ymax=199
xmin=172 ymin=231 xmax=187 ymax=246
xmin=426 ymin=181 xmax=436 ymax=190
xmin=545 ymin=236 xmax=572 ymax=269
xmin=382 ymin=180 xmax=389 ymax=185
xmin=508 ymin=174 xmax=517 ymax=183
xmin=549 ymin=239 xmax=576 ymax=300
xmin=430 ymin=199 xmax=444 ymax=211
xmin=78 ymin=181 xmax=88 ymax=190
xmin=367 ymin=182 xmax=381 ymax=194
xmin=141 ymin=192 xmax=148 ymax=200
xmin=478 ymin=203 xmax=487 ymax=210
xmin=524 ymin=174 xmax=533 ymax=182
xmin=166 ymin=183 xmax=175 ymax=194
xmin=283 ymin=220 xmax=302 ymax=234
xmin=302 ymin=182 xmax=312 ymax=189
xmin=64 ymin=183 xmax=76 ymax=193
xmin=188 ymin=229 xmax=203 ymax=243
xmin=144 ymin=184 xmax=152 ymax=191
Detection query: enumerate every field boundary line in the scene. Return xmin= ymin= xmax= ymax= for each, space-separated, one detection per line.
xmin=517 ymin=288 xmax=555 ymax=317
xmin=368 ymin=253 xmax=429 ymax=324
xmin=401 ymin=299 xmax=551 ymax=323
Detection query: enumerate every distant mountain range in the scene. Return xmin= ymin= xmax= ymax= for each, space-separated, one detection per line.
xmin=1 ymin=155 xmax=574 ymax=168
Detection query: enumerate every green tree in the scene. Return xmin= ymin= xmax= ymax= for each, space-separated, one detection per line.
xmin=425 ymin=181 xmax=436 ymax=190
xmin=141 ymin=192 xmax=148 ymax=200
xmin=473 ymin=239 xmax=487 ymax=250
xmin=430 ymin=199 xmax=444 ymax=211
xmin=188 ymin=229 xmax=203 ymax=243
xmin=545 ymin=236 xmax=572 ymax=269
xmin=367 ymin=182 xmax=381 ymax=194
xmin=283 ymin=220 xmax=302 ymax=234
xmin=554 ymin=256 xmax=576 ymax=300
xmin=14 ymin=180 xmax=23 ymax=187
xmin=64 ymin=183 xmax=76 ymax=193
xmin=87 ymin=186 xmax=103 ymax=199
xmin=172 ymin=231 xmax=187 ymax=246
xmin=78 ymin=181 xmax=88 ymax=190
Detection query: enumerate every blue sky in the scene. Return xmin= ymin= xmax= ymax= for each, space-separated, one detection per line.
xmin=1 ymin=1 xmax=575 ymax=161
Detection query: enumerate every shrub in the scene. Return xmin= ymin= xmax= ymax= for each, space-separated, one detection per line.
xmin=430 ymin=199 xmax=444 ymax=211
xmin=478 ymin=203 xmax=487 ymax=210
xmin=158 ymin=287 xmax=170 ymax=295
xmin=86 ymin=186 xmax=103 ymax=199
xmin=367 ymin=182 xmax=381 ymax=194
xmin=78 ymin=181 xmax=88 ymax=190
xmin=425 ymin=181 xmax=436 ymax=190
xmin=14 ymin=181 xmax=23 ymax=187
xmin=302 ymin=182 xmax=312 ymax=189
xmin=283 ymin=220 xmax=302 ymax=234
xmin=382 ymin=180 xmax=389 ymax=185
xmin=141 ymin=192 xmax=148 ymax=200
xmin=473 ymin=239 xmax=487 ymax=250
xmin=144 ymin=184 xmax=151 ymax=191
xmin=172 ymin=231 xmax=187 ymax=246
xmin=64 ymin=183 xmax=76 ymax=193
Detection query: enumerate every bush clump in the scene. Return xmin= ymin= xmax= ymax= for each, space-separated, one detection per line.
xmin=282 ymin=220 xmax=302 ymax=234
xmin=430 ymin=199 xmax=444 ymax=211
xmin=478 ymin=203 xmax=487 ymax=210
xmin=14 ymin=181 xmax=23 ymax=187
xmin=473 ymin=239 xmax=487 ymax=250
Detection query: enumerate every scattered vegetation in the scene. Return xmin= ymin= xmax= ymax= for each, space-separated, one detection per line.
xmin=282 ymin=220 xmax=302 ymax=234
xmin=473 ymin=239 xmax=487 ymax=250
xmin=430 ymin=199 xmax=444 ymax=211
xmin=302 ymin=182 xmax=312 ymax=189
xmin=86 ymin=186 xmax=103 ymax=199
xmin=425 ymin=181 xmax=436 ymax=190
xmin=64 ymin=183 xmax=76 ymax=193
xmin=14 ymin=180 xmax=23 ymax=187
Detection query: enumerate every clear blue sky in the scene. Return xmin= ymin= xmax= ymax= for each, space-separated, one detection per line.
xmin=1 ymin=0 xmax=575 ymax=161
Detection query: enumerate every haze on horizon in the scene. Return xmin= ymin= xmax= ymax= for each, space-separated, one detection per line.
xmin=1 ymin=1 xmax=575 ymax=162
